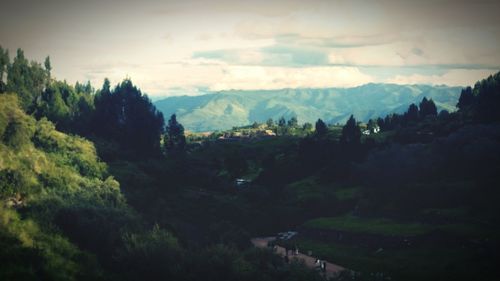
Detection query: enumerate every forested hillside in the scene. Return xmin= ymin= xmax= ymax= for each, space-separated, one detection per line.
xmin=1 ymin=47 xmax=500 ymax=281
xmin=0 ymin=48 xmax=324 ymax=281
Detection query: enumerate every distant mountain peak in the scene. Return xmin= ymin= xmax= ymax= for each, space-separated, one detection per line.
xmin=154 ymin=84 xmax=462 ymax=132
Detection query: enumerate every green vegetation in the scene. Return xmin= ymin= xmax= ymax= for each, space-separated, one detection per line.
xmin=293 ymin=239 xmax=489 ymax=281
xmin=2 ymin=47 xmax=500 ymax=280
xmin=0 ymin=94 xmax=127 ymax=280
xmin=0 ymin=48 xmax=326 ymax=281
xmin=304 ymin=216 xmax=432 ymax=236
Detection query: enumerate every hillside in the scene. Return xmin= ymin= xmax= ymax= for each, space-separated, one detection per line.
xmin=0 ymin=94 xmax=129 ymax=280
xmin=2 ymin=46 xmax=500 ymax=281
xmin=155 ymin=84 xmax=462 ymax=131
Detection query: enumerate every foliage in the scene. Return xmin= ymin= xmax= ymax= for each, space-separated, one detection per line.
xmin=456 ymin=71 xmax=500 ymax=122
xmin=165 ymin=114 xmax=186 ymax=151
xmin=92 ymin=79 xmax=164 ymax=157
xmin=5 ymin=49 xmax=48 ymax=111
xmin=419 ymin=97 xmax=437 ymax=118
xmin=304 ymin=215 xmax=431 ymax=236
xmin=315 ymin=119 xmax=328 ymax=138
xmin=3 ymin=48 xmax=500 ymax=281
xmin=340 ymin=115 xmax=361 ymax=144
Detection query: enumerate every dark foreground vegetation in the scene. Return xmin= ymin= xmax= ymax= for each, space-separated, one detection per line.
xmin=1 ymin=46 xmax=500 ymax=281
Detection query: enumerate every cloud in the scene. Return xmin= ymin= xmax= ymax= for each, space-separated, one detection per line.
xmin=385 ymin=69 xmax=499 ymax=87
xmin=210 ymin=66 xmax=374 ymax=91
xmin=276 ymin=33 xmax=397 ymax=48
xmin=193 ymin=45 xmax=329 ymax=67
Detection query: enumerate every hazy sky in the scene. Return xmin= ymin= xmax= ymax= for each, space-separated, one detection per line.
xmin=1 ymin=0 xmax=500 ymax=96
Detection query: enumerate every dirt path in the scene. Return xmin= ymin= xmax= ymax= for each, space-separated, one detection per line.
xmin=251 ymin=237 xmax=346 ymax=279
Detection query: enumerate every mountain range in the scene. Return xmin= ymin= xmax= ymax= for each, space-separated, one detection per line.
xmin=154 ymin=83 xmax=462 ymax=132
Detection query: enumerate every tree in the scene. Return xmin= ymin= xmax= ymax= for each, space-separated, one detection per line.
xmin=165 ymin=114 xmax=186 ymax=151
xmin=277 ymin=116 xmax=287 ymax=136
xmin=404 ymin=103 xmax=419 ymax=124
xmin=419 ymin=97 xmax=437 ymax=118
xmin=457 ymin=86 xmax=474 ymax=111
xmin=0 ymin=46 xmax=9 ymax=92
xmin=6 ymin=48 xmax=47 ymax=111
xmin=266 ymin=118 xmax=274 ymax=128
xmin=341 ymin=115 xmax=361 ymax=144
xmin=438 ymin=109 xmax=450 ymax=120
xmin=315 ymin=119 xmax=327 ymax=137
xmin=473 ymin=72 xmax=500 ymax=122
xmin=287 ymin=116 xmax=298 ymax=128
xmin=92 ymin=78 xmax=164 ymax=156
xmin=302 ymin=122 xmax=313 ymax=132
xmin=278 ymin=117 xmax=286 ymax=127
xmin=376 ymin=117 xmax=385 ymax=131
xmin=44 ymin=56 xmax=52 ymax=78
xmin=367 ymin=119 xmax=378 ymax=133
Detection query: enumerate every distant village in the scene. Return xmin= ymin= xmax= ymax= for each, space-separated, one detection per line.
xmin=186 ymin=120 xmax=381 ymax=143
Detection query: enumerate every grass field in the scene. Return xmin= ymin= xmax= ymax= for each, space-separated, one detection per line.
xmin=293 ymin=238 xmax=489 ymax=281
xmin=304 ymin=215 xmax=431 ymax=236
xmin=303 ymin=215 xmax=497 ymax=238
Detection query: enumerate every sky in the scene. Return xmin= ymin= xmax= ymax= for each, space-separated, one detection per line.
xmin=1 ymin=0 xmax=500 ymax=97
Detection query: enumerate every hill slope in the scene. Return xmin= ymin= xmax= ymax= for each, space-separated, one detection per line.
xmin=155 ymin=84 xmax=462 ymax=131
xmin=0 ymin=94 xmax=129 ymax=280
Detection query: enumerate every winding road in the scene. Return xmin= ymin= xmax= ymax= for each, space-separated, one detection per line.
xmin=251 ymin=237 xmax=346 ymax=279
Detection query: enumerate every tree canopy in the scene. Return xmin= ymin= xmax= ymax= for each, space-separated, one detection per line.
xmin=315 ymin=118 xmax=328 ymax=137
xmin=340 ymin=115 xmax=361 ymax=144
xmin=165 ymin=114 xmax=186 ymax=151
xmin=92 ymin=79 xmax=165 ymax=157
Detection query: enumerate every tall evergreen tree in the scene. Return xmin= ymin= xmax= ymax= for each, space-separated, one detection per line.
xmin=44 ymin=56 xmax=51 ymax=78
xmin=340 ymin=115 xmax=361 ymax=144
xmin=376 ymin=117 xmax=385 ymax=131
xmin=419 ymin=97 xmax=437 ymax=118
xmin=0 ymin=46 xmax=9 ymax=92
xmin=6 ymin=48 xmax=47 ymax=111
xmin=92 ymin=78 xmax=164 ymax=156
xmin=165 ymin=114 xmax=186 ymax=151
xmin=315 ymin=118 xmax=328 ymax=137
xmin=457 ymin=86 xmax=475 ymax=111
xmin=404 ymin=103 xmax=419 ymax=124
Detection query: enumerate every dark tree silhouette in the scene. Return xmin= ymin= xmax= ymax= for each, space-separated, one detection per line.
xmin=315 ymin=118 xmax=327 ymax=137
xmin=278 ymin=117 xmax=286 ymax=127
xmin=377 ymin=117 xmax=385 ymax=131
xmin=419 ymin=97 xmax=437 ymax=118
xmin=302 ymin=122 xmax=313 ymax=131
xmin=340 ymin=115 xmax=361 ymax=144
xmin=455 ymin=72 xmax=500 ymax=122
xmin=44 ymin=56 xmax=52 ymax=79
xmin=287 ymin=116 xmax=298 ymax=127
xmin=404 ymin=103 xmax=419 ymax=124
xmin=92 ymin=79 xmax=164 ymax=156
xmin=165 ymin=114 xmax=186 ymax=151
xmin=457 ymin=86 xmax=474 ymax=110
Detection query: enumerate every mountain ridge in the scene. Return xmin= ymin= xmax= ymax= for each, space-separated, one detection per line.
xmin=155 ymin=83 xmax=462 ymax=131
